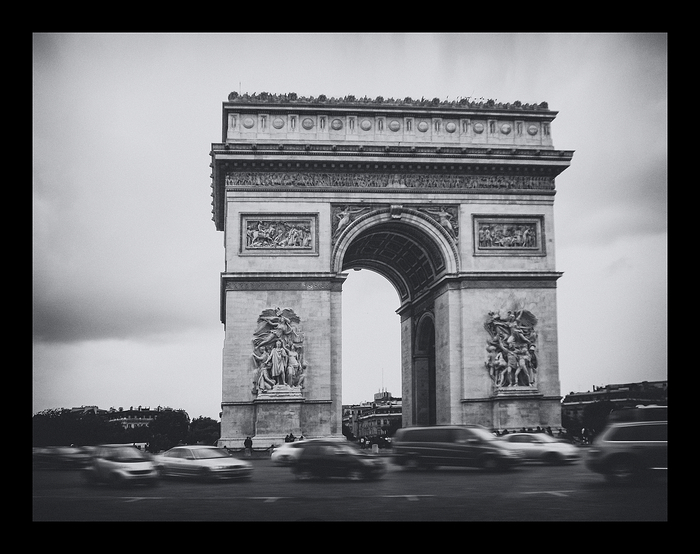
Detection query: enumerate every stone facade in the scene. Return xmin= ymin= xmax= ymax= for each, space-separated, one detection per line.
xmin=210 ymin=93 xmax=573 ymax=447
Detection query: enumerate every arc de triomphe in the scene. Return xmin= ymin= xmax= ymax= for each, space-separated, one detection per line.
xmin=210 ymin=93 xmax=573 ymax=447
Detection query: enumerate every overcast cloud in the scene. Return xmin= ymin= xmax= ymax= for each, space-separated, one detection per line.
xmin=32 ymin=33 xmax=667 ymax=419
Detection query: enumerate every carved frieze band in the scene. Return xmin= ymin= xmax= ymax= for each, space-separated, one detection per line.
xmin=473 ymin=215 xmax=545 ymax=256
xmin=240 ymin=214 xmax=318 ymax=256
xmin=224 ymin=280 xmax=344 ymax=292
xmin=331 ymin=204 xmax=459 ymax=245
xmin=226 ymin=171 xmax=554 ymax=191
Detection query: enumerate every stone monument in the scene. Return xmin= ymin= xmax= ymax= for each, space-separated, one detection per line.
xmin=210 ymin=93 xmax=574 ymax=447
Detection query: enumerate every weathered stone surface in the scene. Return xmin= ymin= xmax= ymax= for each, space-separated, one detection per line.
xmin=211 ymin=95 xmax=573 ymax=446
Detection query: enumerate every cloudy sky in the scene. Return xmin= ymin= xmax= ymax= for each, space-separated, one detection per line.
xmin=32 ymin=33 xmax=667 ymax=421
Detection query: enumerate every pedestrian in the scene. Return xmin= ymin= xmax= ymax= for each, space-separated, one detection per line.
xmin=244 ymin=436 xmax=253 ymax=457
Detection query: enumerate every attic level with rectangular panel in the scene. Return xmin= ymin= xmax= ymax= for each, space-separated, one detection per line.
xmin=220 ymin=93 xmax=559 ymax=149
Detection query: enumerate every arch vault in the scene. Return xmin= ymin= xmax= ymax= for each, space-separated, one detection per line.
xmin=209 ymin=93 xmax=573 ymax=446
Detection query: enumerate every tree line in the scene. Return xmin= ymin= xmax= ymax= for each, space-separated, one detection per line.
xmin=32 ymin=408 xmax=220 ymax=453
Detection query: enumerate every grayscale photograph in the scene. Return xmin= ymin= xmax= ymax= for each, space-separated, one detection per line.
xmin=33 ymin=32 xmax=667 ymax=522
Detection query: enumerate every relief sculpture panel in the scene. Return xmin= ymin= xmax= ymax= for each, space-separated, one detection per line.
xmin=241 ymin=214 xmax=318 ymax=255
xmin=251 ymin=308 xmax=307 ymax=396
xmin=473 ymin=215 xmax=544 ymax=256
xmin=484 ymin=308 xmax=539 ymax=388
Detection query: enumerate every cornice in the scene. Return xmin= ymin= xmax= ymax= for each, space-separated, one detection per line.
xmin=225 ymin=92 xmax=554 ymax=114
xmin=211 ymin=142 xmax=574 ymax=160
xmin=210 ymin=95 xmax=574 ymax=231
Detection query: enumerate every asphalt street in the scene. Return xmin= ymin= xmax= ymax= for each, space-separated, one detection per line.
xmin=33 ymin=455 xmax=667 ymax=522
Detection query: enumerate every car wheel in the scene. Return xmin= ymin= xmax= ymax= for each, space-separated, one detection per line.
xmin=605 ymin=457 xmax=638 ymax=485
xmin=544 ymin=452 xmax=563 ymax=465
xmin=295 ymin=468 xmax=314 ymax=481
xmin=404 ymin=457 xmax=423 ymax=471
xmin=199 ymin=467 xmax=214 ymax=481
xmin=481 ymin=456 xmax=499 ymax=471
xmin=109 ymin=473 xmax=125 ymax=488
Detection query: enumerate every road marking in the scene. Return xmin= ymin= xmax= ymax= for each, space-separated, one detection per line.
xmin=385 ymin=495 xmax=435 ymax=501
xmin=521 ymin=490 xmax=575 ymax=497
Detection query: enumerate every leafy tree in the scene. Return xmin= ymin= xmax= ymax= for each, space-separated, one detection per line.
xmin=72 ymin=412 xmax=125 ymax=445
xmin=33 ymin=408 xmax=71 ymax=446
xmin=187 ymin=416 xmax=220 ymax=445
xmin=32 ymin=408 xmax=127 ymax=446
xmin=147 ymin=410 xmax=190 ymax=452
xmin=34 ymin=407 xmax=223 ymax=451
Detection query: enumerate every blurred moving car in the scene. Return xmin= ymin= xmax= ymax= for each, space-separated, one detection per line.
xmin=33 ymin=446 xmax=94 ymax=468
xmin=84 ymin=444 xmax=160 ymax=487
xmin=498 ymin=433 xmax=580 ymax=464
xmin=156 ymin=445 xmax=252 ymax=481
xmin=607 ymin=405 xmax=667 ymax=424
xmin=392 ymin=425 xmax=521 ymax=471
xmin=586 ymin=420 xmax=667 ymax=484
xmin=292 ymin=440 xmax=386 ymax=481
xmin=271 ymin=441 xmax=306 ymax=466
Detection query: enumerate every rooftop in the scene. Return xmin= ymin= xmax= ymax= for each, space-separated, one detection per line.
xmin=226 ymin=92 xmax=551 ymax=113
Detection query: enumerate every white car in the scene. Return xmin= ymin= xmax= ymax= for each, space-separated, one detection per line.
xmin=270 ymin=441 xmax=306 ymax=466
xmin=156 ymin=445 xmax=252 ymax=481
xmin=84 ymin=444 xmax=160 ymax=487
xmin=498 ymin=433 xmax=580 ymax=464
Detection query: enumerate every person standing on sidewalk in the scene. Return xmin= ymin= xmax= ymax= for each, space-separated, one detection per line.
xmin=244 ymin=436 xmax=253 ymax=457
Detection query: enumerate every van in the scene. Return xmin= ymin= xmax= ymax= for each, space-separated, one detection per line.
xmin=392 ymin=425 xmax=522 ymax=471
xmin=586 ymin=420 xmax=667 ymax=484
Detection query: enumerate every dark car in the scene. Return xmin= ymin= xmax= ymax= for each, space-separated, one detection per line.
xmin=392 ymin=425 xmax=522 ymax=471
xmin=586 ymin=420 xmax=667 ymax=484
xmin=292 ymin=440 xmax=386 ymax=481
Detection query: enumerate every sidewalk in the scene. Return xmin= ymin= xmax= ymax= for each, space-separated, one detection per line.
xmin=227 ymin=445 xmax=395 ymax=460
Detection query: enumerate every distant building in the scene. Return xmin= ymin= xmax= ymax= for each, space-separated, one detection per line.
xmin=69 ymin=406 xmax=108 ymax=417
xmin=106 ymin=406 xmax=174 ymax=430
xmin=561 ymin=380 xmax=667 ymax=431
xmin=343 ymin=390 xmax=402 ymax=440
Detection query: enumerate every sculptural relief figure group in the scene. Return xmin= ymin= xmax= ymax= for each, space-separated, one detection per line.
xmin=484 ymin=309 xmax=539 ymax=388
xmin=251 ymin=308 xmax=307 ymax=395
xmin=246 ymin=220 xmax=313 ymax=249
xmin=478 ymin=222 xmax=537 ymax=249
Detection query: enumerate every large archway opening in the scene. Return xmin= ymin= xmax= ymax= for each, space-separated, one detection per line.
xmin=336 ymin=214 xmax=453 ymax=427
xmin=341 ymin=269 xmax=401 ymax=405
xmin=414 ymin=313 xmax=436 ymax=425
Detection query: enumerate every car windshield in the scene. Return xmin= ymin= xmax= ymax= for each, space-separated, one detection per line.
xmin=469 ymin=427 xmax=498 ymax=441
xmin=335 ymin=443 xmax=362 ymax=454
xmin=192 ymin=448 xmax=230 ymax=460
xmin=105 ymin=447 xmax=148 ymax=462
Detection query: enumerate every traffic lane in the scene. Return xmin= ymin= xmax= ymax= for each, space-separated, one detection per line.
xmin=33 ymin=459 xmax=666 ymax=521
